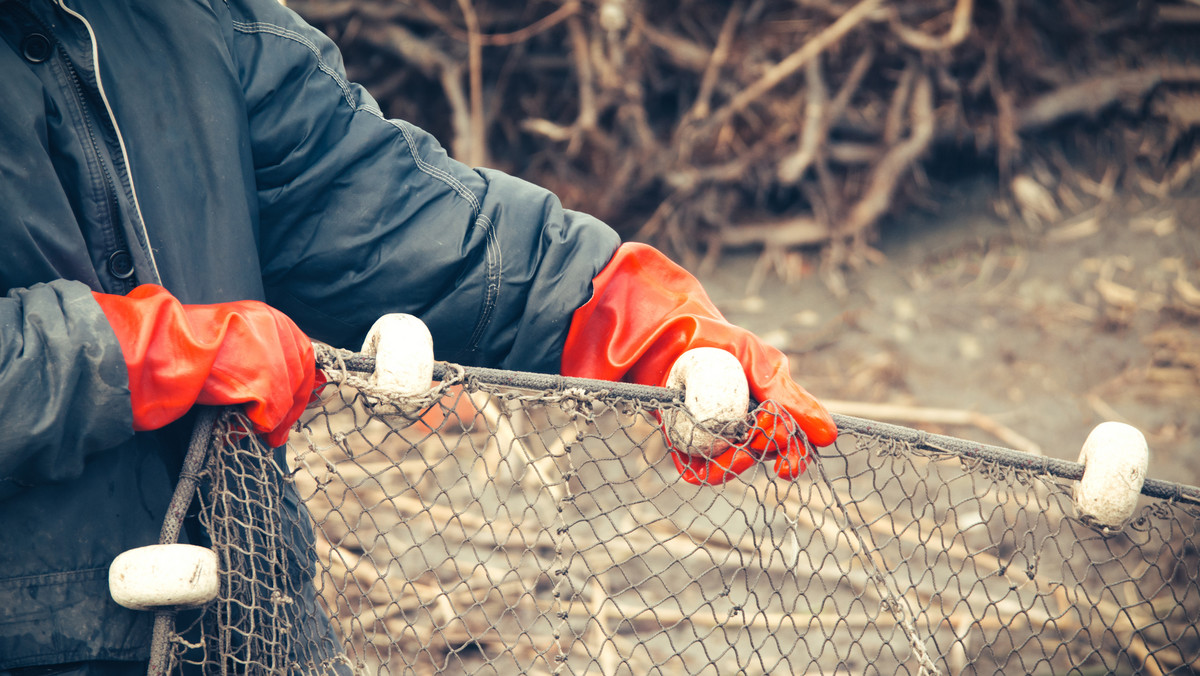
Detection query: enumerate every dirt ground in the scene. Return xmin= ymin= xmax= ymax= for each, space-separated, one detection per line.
xmin=696 ymin=177 xmax=1200 ymax=486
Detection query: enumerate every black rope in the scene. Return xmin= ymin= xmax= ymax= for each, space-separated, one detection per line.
xmin=832 ymin=414 xmax=1200 ymax=504
xmin=158 ymin=407 xmax=218 ymax=543
xmin=332 ymin=355 xmax=1200 ymax=505
xmin=338 ymin=354 xmax=683 ymax=404
xmin=146 ymin=406 xmax=220 ymax=676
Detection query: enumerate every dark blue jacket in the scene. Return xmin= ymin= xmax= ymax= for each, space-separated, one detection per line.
xmin=0 ymin=0 xmax=618 ymax=666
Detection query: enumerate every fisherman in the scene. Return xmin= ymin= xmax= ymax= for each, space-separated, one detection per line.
xmin=0 ymin=0 xmax=834 ymax=671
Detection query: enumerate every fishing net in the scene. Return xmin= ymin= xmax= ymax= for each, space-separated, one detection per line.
xmin=161 ymin=349 xmax=1200 ymax=675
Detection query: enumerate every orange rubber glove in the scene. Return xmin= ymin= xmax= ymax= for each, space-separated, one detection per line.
xmin=562 ymin=243 xmax=837 ymax=484
xmin=93 ymin=285 xmax=318 ymax=447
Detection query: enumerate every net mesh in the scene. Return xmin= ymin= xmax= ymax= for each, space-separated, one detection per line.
xmin=166 ymin=353 xmax=1200 ymax=675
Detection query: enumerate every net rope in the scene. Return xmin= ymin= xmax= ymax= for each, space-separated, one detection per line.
xmin=161 ymin=350 xmax=1200 ymax=675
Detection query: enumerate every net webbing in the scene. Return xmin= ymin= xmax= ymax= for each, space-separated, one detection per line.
xmin=164 ymin=351 xmax=1200 ymax=675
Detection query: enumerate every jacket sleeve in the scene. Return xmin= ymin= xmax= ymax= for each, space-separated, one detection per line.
xmin=0 ymin=280 xmax=132 ymax=490
xmin=224 ymin=0 xmax=620 ymax=374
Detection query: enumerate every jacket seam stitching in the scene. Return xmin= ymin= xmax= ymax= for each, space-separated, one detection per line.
xmin=1 ymin=648 xmax=146 ymax=672
xmin=467 ymin=213 xmax=500 ymax=350
xmin=0 ymin=565 xmax=108 ymax=589
xmin=383 ymin=118 xmax=481 ymax=216
xmin=229 ymin=20 xmax=481 ymax=216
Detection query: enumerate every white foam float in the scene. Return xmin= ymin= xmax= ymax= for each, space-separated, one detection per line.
xmin=662 ymin=347 xmax=750 ymax=455
xmin=1073 ymin=421 xmax=1149 ymax=529
xmin=361 ymin=313 xmax=435 ymax=398
xmin=109 ymin=544 xmax=219 ymax=611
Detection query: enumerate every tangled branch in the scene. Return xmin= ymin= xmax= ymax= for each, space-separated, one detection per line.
xmin=292 ymin=0 xmax=1200 ymax=278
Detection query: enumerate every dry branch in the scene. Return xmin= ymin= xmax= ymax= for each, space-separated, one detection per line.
xmin=841 ymin=71 xmax=935 ymax=240
xmin=454 ymin=0 xmax=488 ymax=167
xmin=294 ymin=0 xmax=1200 ymax=275
xmin=887 ymin=0 xmax=974 ymax=52
xmin=701 ymin=0 xmax=885 ymax=133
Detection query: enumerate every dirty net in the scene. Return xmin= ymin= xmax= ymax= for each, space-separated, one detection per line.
xmin=168 ymin=349 xmax=1200 ymax=675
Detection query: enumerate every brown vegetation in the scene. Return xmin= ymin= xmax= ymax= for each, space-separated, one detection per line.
xmin=291 ymin=0 xmax=1200 ymax=281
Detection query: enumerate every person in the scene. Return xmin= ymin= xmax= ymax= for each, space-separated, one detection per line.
xmin=0 ymin=0 xmax=836 ymax=671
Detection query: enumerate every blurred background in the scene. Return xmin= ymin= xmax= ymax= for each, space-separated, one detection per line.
xmin=289 ymin=0 xmax=1199 ymax=481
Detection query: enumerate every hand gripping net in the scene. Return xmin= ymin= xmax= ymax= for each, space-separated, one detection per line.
xmin=162 ymin=349 xmax=1200 ymax=675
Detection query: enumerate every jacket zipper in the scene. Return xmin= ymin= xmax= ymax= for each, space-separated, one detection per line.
xmin=57 ymin=49 xmax=136 ymax=293
xmin=55 ymin=0 xmax=163 ymax=286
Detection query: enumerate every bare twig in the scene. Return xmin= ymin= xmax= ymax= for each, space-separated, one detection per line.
xmin=888 ymin=0 xmax=974 ymax=51
xmin=475 ymin=1 xmax=581 ymax=47
xmin=685 ymin=1 xmax=744 ymax=121
xmin=777 ymin=56 xmax=828 ymax=183
xmin=356 ymin=21 xmax=476 ymax=162
xmin=517 ymin=15 xmax=599 ymax=156
xmin=987 ymin=42 xmax=1020 ymax=176
xmin=1016 ymin=70 xmax=1163 ymax=131
xmin=417 ymin=0 xmax=581 ymax=46
xmin=702 ymin=0 xmax=884 ymax=132
xmin=455 ymin=0 xmax=488 ymax=167
xmin=1164 ymin=143 xmax=1200 ymax=194
xmin=828 ymin=46 xmax=877 ymax=126
xmin=639 ymin=22 xmax=714 ymax=72
xmin=714 ymin=215 xmax=830 ymax=249
xmin=567 ymin=16 xmax=598 ymax=133
xmin=883 ymin=62 xmax=917 ymax=146
xmin=841 ymin=70 xmax=935 ymax=239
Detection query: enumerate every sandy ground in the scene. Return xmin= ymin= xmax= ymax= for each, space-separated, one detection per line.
xmin=698 ymin=178 xmax=1200 ymax=486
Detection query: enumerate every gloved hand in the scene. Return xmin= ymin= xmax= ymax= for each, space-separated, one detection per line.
xmin=561 ymin=243 xmax=837 ymax=484
xmin=93 ymin=285 xmax=318 ymax=447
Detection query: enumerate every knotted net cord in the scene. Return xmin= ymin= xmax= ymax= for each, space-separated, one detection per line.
xmin=158 ymin=352 xmax=1200 ymax=675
